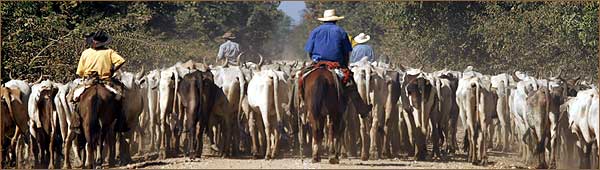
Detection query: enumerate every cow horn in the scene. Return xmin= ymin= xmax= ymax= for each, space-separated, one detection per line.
xmin=418 ymin=65 xmax=424 ymax=71
xmin=398 ymin=64 xmax=406 ymax=72
xmin=223 ymin=57 xmax=229 ymax=67
xmin=203 ymin=56 xmax=207 ymax=64
xmin=33 ymin=74 xmax=43 ymax=84
xmin=257 ymin=54 xmax=264 ymax=71
xmin=236 ymin=52 xmax=244 ymax=66
xmin=569 ymin=75 xmax=581 ymax=85
xmin=555 ymin=69 xmax=562 ymax=79
xmin=512 ymin=71 xmax=521 ymax=82
xmin=9 ymin=71 xmax=14 ymax=80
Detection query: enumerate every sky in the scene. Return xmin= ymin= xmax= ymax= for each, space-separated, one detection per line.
xmin=277 ymin=1 xmax=306 ymax=25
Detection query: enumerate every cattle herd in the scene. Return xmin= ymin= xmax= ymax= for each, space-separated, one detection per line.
xmin=0 ymin=56 xmax=598 ymax=169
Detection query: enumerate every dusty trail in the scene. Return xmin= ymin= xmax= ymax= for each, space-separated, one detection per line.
xmin=110 ymin=120 xmax=530 ymax=169
xmin=116 ymin=151 xmax=527 ymax=169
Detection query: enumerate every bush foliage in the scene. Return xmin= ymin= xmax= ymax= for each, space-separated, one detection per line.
xmin=2 ymin=2 xmax=598 ymax=83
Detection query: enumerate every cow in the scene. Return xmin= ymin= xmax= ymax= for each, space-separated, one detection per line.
xmin=563 ymin=86 xmax=599 ymax=169
xmin=350 ymin=59 xmax=387 ymax=160
xmin=115 ymin=70 xmax=146 ymax=165
xmin=210 ymin=60 xmax=248 ymax=157
xmin=140 ymin=69 xmax=161 ymax=156
xmin=399 ymin=65 xmax=436 ymax=161
xmin=457 ymin=71 xmax=497 ymax=165
xmin=247 ymin=68 xmax=290 ymax=159
xmin=28 ymin=80 xmax=61 ymax=168
xmin=1 ymin=80 xmax=32 ymax=169
xmin=380 ymin=68 xmax=402 ymax=159
xmin=157 ymin=63 xmax=188 ymax=159
xmin=53 ymin=79 xmax=85 ymax=169
xmin=177 ymin=67 xmax=215 ymax=160
xmin=432 ymin=69 xmax=460 ymax=155
xmin=427 ymin=71 xmax=459 ymax=159
xmin=490 ymin=73 xmax=514 ymax=152
xmin=509 ymin=71 xmax=539 ymax=163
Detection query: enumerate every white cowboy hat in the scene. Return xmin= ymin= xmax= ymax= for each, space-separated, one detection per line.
xmin=353 ymin=33 xmax=371 ymax=44
xmin=317 ymin=9 xmax=345 ymax=21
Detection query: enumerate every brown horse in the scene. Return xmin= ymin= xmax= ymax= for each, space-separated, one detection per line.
xmin=78 ymin=83 xmax=121 ymax=168
xmin=300 ymin=66 xmax=345 ymax=164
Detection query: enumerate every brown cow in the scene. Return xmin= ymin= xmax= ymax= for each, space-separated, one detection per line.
xmin=1 ymin=79 xmax=32 ymax=169
xmin=177 ymin=70 xmax=212 ymax=160
xmin=1 ymin=86 xmax=27 ymax=168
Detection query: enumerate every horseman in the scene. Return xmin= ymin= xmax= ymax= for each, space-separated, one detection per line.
xmin=304 ymin=9 xmax=372 ymax=117
xmin=349 ymin=33 xmax=375 ymax=63
xmin=217 ymin=31 xmax=241 ymax=65
xmin=73 ymin=30 xmax=128 ymax=131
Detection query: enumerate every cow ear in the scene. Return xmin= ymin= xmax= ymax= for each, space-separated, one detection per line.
xmin=9 ymin=88 xmax=22 ymax=104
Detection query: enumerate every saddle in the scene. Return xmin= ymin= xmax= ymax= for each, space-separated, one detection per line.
xmin=70 ymin=72 xmax=123 ymax=102
xmin=298 ymin=61 xmax=352 ymax=90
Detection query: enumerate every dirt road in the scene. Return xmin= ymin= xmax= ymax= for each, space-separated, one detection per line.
xmin=116 ymin=151 xmax=529 ymax=169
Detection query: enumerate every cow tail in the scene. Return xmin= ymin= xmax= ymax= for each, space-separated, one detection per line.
xmin=365 ymin=69 xmax=371 ymax=105
xmin=3 ymin=94 xmax=13 ymax=120
xmin=273 ymin=73 xmax=283 ymax=125
xmin=475 ymin=80 xmax=481 ymax=131
xmin=173 ymin=71 xmax=180 ymax=116
xmin=238 ymin=76 xmax=245 ymax=121
xmin=436 ymin=78 xmax=442 ymax=113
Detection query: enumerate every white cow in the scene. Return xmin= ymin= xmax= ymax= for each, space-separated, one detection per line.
xmin=53 ymin=79 xmax=83 ymax=168
xmin=564 ymin=87 xmax=599 ymax=168
xmin=490 ymin=73 xmax=514 ymax=152
xmin=157 ymin=63 xmax=191 ymax=158
xmin=247 ymin=69 xmax=289 ymax=159
xmin=28 ymin=80 xmax=61 ymax=168
xmin=508 ymin=71 xmax=539 ymax=162
xmin=141 ymin=70 xmax=161 ymax=154
xmin=457 ymin=69 xmax=497 ymax=165
xmin=350 ymin=58 xmax=389 ymax=160
xmin=210 ymin=65 xmax=249 ymax=156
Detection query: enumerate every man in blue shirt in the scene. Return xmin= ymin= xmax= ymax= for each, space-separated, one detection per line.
xmin=350 ymin=33 xmax=375 ymax=63
xmin=304 ymin=9 xmax=353 ymax=67
xmin=217 ymin=32 xmax=241 ymax=65
xmin=303 ymin=9 xmax=372 ymax=117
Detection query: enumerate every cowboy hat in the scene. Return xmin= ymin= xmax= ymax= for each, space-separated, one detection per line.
xmin=85 ymin=30 xmax=112 ymax=48
xmin=317 ymin=9 xmax=344 ymax=21
xmin=221 ymin=32 xmax=236 ymax=39
xmin=353 ymin=33 xmax=371 ymax=44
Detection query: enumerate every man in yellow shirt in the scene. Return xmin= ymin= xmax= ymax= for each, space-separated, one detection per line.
xmin=73 ymin=30 xmax=129 ymax=132
xmin=76 ymin=31 xmax=126 ymax=79
xmin=74 ymin=30 xmax=126 ymax=101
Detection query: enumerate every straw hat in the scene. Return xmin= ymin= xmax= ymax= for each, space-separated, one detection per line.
xmin=317 ymin=9 xmax=345 ymax=21
xmin=353 ymin=33 xmax=371 ymax=44
xmin=221 ymin=32 xmax=236 ymax=39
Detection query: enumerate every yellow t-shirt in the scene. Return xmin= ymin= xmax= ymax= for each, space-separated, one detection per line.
xmin=348 ymin=34 xmax=358 ymax=47
xmin=76 ymin=48 xmax=125 ymax=79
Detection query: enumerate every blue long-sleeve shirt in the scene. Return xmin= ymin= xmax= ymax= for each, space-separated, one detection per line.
xmin=304 ymin=22 xmax=353 ymax=65
xmin=350 ymin=44 xmax=375 ymax=63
